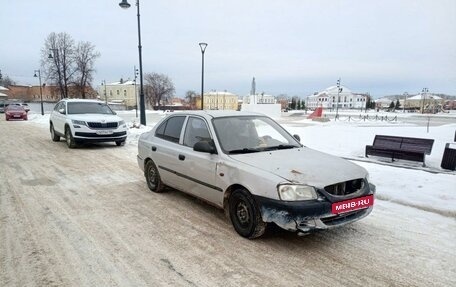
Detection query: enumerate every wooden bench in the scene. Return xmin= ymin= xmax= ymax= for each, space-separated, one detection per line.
xmin=365 ymin=135 xmax=434 ymax=166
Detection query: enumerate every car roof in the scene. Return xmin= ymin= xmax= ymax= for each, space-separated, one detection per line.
xmin=7 ymin=104 xmax=24 ymax=109
xmin=60 ymin=98 xmax=105 ymax=104
xmin=172 ymin=110 xmax=266 ymax=119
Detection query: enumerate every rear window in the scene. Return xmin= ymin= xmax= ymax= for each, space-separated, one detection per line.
xmin=67 ymin=102 xmax=114 ymax=115
xmin=155 ymin=116 xmax=185 ymax=143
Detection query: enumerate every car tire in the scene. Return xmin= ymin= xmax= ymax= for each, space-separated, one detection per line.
xmin=115 ymin=140 xmax=126 ymax=146
xmin=229 ymin=188 xmax=267 ymax=239
xmin=145 ymin=160 xmax=164 ymax=193
xmin=65 ymin=126 xmax=77 ymax=148
xmin=50 ymin=124 xmax=60 ymax=142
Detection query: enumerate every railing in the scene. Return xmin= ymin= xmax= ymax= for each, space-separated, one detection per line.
xmin=334 ymin=114 xmax=397 ymax=122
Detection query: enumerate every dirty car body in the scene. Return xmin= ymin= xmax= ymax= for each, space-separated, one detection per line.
xmin=137 ymin=111 xmax=375 ymax=238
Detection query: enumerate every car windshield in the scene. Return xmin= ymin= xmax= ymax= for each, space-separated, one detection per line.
xmin=67 ymin=102 xmax=114 ymax=115
xmin=7 ymin=105 xmax=23 ymax=110
xmin=212 ymin=116 xmax=301 ymax=154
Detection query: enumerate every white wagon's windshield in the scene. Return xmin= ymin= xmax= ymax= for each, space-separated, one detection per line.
xmin=67 ymin=102 xmax=115 ymax=115
xmin=212 ymin=116 xmax=301 ymax=154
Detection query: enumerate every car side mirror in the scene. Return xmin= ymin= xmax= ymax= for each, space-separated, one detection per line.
xmin=59 ymin=108 xmax=66 ymax=114
xmin=194 ymin=140 xmax=217 ymax=154
xmin=293 ymin=134 xmax=301 ymax=142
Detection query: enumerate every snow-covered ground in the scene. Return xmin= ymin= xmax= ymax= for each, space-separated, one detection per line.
xmin=27 ymin=109 xmax=456 ymax=220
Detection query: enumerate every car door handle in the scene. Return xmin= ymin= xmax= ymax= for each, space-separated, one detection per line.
xmin=152 ymin=146 xmax=157 ymax=151
xmin=178 ymin=154 xmax=185 ymax=161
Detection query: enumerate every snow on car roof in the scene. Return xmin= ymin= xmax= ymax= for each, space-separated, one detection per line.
xmin=178 ymin=110 xmax=266 ymax=118
xmin=61 ymin=98 xmax=105 ymax=103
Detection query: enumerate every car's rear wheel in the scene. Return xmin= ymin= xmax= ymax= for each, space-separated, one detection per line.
xmin=229 ymin=188 xmax=267 ymax=239
xmin=115 ymin=140 xmax=126 ymax=146
xmin=65 ymin=126 xmax=76 ymax=148
xmin=50 ymin=124 xmax=60 ymax=142
xmin=145 ymin=160 xmax=164 ymax=193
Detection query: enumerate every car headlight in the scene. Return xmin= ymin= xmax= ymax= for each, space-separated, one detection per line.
xmin=119 ymin=120 xmax=126 ymax=126
xmin=278 ymin=184 xmax=317 ymax=201
xmin=72 ymin=119 xmax=86 ymax=126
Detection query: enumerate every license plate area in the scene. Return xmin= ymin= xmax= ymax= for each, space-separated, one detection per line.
xmin=96 ymin=130 xmax=114 ymax=135
xmin=331 ymin=195 xmax=374 ymax=214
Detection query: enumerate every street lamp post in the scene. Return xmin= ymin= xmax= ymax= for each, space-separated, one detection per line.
xmin=335 ymin=78 xmax=343 ymax=120
xmin=48 ymin=48 xmax=64 ymax=99
xmin=403 ymin=92 xmax=408 ymax=113
xmin=101 ymin=80 xmax=108 ymax=103
xmin=199 ymin=42 xmax=208 ymax=110
xmin=119 ymin=0 xmax=146 ymax=126
xmin=34 ymin=70 xmax=44 ymax=115
xmin=134 ymin=66 xmax=139 ymax=118
xmin=421 ymin=88 xmax=428 ymax=114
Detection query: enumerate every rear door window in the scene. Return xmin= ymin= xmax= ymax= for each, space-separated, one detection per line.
xmin=155 ymin=116 xmax=186 ymax=143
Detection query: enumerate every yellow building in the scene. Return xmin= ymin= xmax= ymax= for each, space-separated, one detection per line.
xmin=203 ymin=91 xmax=238 ymax=110
xmin=98 ymin=80 xmax=138 ymax=108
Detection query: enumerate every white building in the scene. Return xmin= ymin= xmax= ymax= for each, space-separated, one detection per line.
xmin=306 ymin=86 xmax=368 ymax=110
xmin=203 ymin=91 xmax=238 ymax=110
xmin=98 ymin=80 xmax=138 ymax=108
xmin=242 ymin=93 xmax=276 ymax=104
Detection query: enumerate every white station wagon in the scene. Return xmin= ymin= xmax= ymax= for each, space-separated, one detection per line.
xmin=137 ymin=111 xmax=375 ymax=238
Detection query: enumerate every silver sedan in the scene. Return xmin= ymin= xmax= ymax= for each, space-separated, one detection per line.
xmin=137 ymin=111 xmax=375 ymax=238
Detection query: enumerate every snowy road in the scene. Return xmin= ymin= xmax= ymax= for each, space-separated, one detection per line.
xmin=1 ymin=118 xmax=455 ymax=287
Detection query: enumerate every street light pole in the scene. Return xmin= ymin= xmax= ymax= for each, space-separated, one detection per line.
xmin=199 ymin=42 xmax=207 ymax=110
xmin=403 ymin=92 xmax=408 ymax=113
xmin=134 ymin=66 xmax=139 ymax=118
xmin=101 ymin=80 xmax=108 ymax=103
xmin=421 ymin=88 xmax=428 ymax=114
xmin=335 ymin=78 xmax=343 ymax=120
xmin=119 ymin=0 xmax=146 ymax=126
xmin=48 ymin=48 xmax=64 ymax=99
xmin=34 ymin=70 xmax=44 ymax=116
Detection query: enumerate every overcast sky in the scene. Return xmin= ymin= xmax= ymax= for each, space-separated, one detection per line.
xmin=1 ymin=0 xmax=455 ymax=98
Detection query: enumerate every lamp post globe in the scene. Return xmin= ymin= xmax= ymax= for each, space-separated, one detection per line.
xmin=119 ymin=0 xmax=131 ymax=9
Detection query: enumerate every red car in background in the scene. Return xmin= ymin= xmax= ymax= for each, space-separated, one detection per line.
xmin=5 ymin=105 xmax=28 ymax=121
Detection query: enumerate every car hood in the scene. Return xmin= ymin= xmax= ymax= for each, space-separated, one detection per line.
xmin=67 ymin=114 xmax=122 ymax=122
xmin=229 ymin=147 xmax=367 ymax=188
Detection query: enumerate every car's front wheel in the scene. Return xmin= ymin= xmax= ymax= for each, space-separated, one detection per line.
xmin=229 ymin=188 xmax=267 ymax=239
xmin=65 ymin=126 xmax=76 ymax=148
xmin=145 ymin=160 xmax=164 ymax=193
xmin=50 ymin=123 xmax=60 ymax=142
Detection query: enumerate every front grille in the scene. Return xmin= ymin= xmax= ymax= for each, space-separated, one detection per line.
xmin=324 ymin=178 xmax=364 ymax=196
xmin=75 ymin=131 xmax=127 ymax=138
xmin=87 ymin=122 xmax=118 ymax=129
xmin=320 ymin=209 xmax=368 ymax=226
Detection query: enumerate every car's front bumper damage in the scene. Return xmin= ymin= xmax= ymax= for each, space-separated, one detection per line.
xmin=254 ymin=184 xmax=375 ymax=234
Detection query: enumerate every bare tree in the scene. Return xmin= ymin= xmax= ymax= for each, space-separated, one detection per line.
xmin=0 ymin=74 xmax=16 ymax=87
xmin=41 ymin=32 xmax=76 ymax=99
xmin=73 ymin=41 xmax=100 ymax=98
xmin=143 ymin=73 xmax=175 ymax=107
xmin=41 ymin=32 xmax=100 ymax=99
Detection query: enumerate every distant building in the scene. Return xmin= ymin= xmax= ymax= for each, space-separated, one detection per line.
xmin=202 ymin=91 xmax=238 ymax=110
xmin=306 ymin=86 xmax=368 ymax=110
xmin=242 ymin=93 xmax=276 ymax=104
xmin=98 ymin=79 xmax=138 ymax=109
xmin=3 ymin=85 xmax=96 ymax=102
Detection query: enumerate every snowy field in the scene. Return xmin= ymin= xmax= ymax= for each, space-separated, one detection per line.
xmin=27 ymin=109 xmax=456 ymax=220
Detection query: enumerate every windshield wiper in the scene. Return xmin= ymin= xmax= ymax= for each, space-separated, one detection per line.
xmin=228 ymin=148 xmax=261 ymax=154
xmin=262 ymin=144 xmax=297 ymax=151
